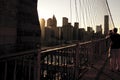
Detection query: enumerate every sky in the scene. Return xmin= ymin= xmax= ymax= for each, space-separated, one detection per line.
xmin=37 ymin=0 xmax=120 ymax=31
xmin=37 ymin=0 xmax=71 ymax=26
xmin=107 ymin=0 xmax=120 ymax=28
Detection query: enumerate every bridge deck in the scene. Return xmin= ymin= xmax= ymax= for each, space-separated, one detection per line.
xmin=81 ymin=54 xmax=120 ymax=80
xmin=0 ymin=38 xmax=120 ymax=80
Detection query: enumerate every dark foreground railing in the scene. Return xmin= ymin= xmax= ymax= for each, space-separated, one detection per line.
xmin=0 ymin=38 xmax=110 ymax=80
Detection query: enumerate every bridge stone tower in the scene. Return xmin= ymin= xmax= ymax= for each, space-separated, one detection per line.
xmin=0 ymin=0 xmax=41 ymax=54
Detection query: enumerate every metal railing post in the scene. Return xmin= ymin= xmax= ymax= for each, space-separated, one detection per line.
xmin=13 ymin=60 xmax=17 ymax=80
xmin=75 ymin=43 xmax=80 ymax=80
xmin=4 ymin=61 xmax=7 ymax=80
xmin=34 ymin=48 xmax=41 ymax=80
xmin=37 ymin=49 xmax=41 ymax=80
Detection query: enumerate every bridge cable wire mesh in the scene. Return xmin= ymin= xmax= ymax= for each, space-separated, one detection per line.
xmin=70 ymin=0 xmax=115 ymax=31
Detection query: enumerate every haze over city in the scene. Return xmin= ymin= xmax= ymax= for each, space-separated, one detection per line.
xmin=37 ymin=0 xmax=120 ymax=32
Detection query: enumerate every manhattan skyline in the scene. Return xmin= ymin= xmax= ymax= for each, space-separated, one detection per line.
xmin=37 ymin=0 xmax=120 ymax=32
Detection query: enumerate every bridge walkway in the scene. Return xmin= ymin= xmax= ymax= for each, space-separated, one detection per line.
xmin=0 ymin=38 xmax=120 ymax=80
xmin=81 ymin=54 xmax=120 ymax=80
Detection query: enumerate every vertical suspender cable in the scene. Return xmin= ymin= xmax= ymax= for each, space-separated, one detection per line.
xmin=75 ymin=0 xmax=79 ymax=22
xmin=78 ymin=0 xmax=81 ymax=27
xmin=83 ymin=0 xmax=88 ymax=30
xmin=92 ymin=0 xmax=97 ymax=29
xmin=88 ymin=0 xmax=95 ymax=29
xmin=98 ymin=0 xmax=105 ymax=25
xmin=82 ymin=0 xmax=86 ymax=29
xmin=70 ymin=0 xmax=72 ymax=23
xmin=86 ymin=0 xmax=92 ymax=27
xmin=85 ymin=0 xmax=89 ymax=27
xmin=106 ymin=0 xmax=115 ymax=28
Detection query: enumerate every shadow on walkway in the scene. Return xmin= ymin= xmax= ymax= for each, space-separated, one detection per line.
xmin=81 ymin=54 xmax=120 ymax=80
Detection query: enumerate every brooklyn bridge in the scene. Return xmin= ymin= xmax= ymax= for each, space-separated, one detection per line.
xmin=0 ymin=0 xmax=120 ymax=80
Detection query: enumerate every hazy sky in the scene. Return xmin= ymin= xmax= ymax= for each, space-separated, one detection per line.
xmin=107 ymin=0 xmax=120 ymax=28
xmin=38 ymin=0 xmax=71 ymax=26
xmin=37 ymin=0 xmax=120 ymax=30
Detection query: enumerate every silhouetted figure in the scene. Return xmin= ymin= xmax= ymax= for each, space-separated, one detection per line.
xmin=110 ymin=28 xmax=120 ymax=71
xmin=107 ymin=30 xmax=113 ymax=57
xmin=109 ymin=30 xmax=113 ymax=35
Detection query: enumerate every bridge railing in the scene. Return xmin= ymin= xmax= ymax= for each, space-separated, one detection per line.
xmin=0 ymin=38 xmax=110 ymax=80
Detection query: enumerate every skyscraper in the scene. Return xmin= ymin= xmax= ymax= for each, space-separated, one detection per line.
xmin=96 ymin=25 xmax=102 ymax=34
xmin=52 ymin=15 xmax=57 ymax=27
xmin=73 ymin=22 xmax=79 ymax=40
xmin=62 ymin=17 xmax=68 ymax=26
xmin=62 ymin=22 xmax=73 ymax=42
xmin=104 ymin=15 xmax=109 ymax=36
xmin=40 ymin=18 xmax=45 ymax=42
xmin=47 ymin=18 xmax=53 ymax=27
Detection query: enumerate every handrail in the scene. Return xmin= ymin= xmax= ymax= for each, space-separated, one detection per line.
xmin=0 ymin=38 xmax=108 ymax=59
xmin=0 ymin=37 xmax=110 ymax=80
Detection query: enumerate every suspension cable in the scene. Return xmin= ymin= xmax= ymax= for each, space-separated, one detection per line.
xmin=78 ymin=0 xmax=82 ymax=27
xmin=70 ymin=0 xmax=72 ymax=23
xmin=105 ymin=0 xmax=115 ymax=28
xmin=75 ymin=0 xmax=79 ymax=22
xmin=82 ymin=0 xmax=87 ymax=29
